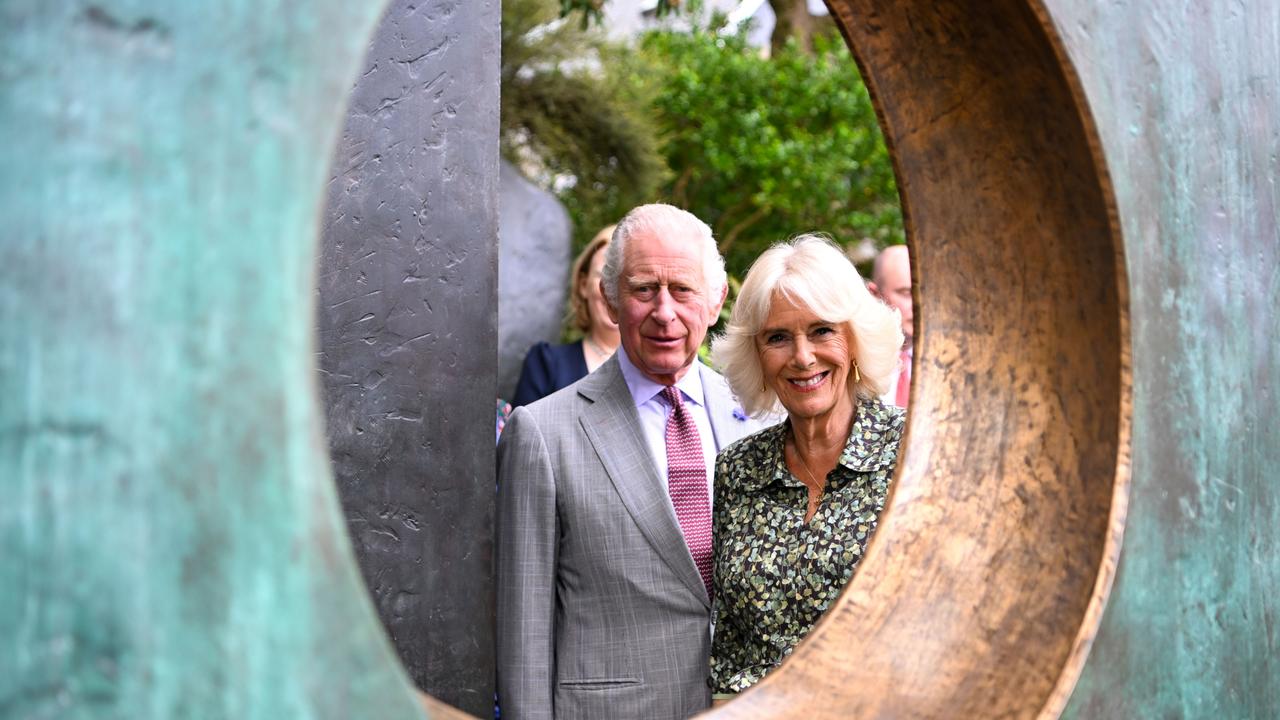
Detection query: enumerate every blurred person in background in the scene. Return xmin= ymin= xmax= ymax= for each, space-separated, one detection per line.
xmin=868 ymin=244 xmax=913 ymax=408
xmin=511 ymin=225 xmax=620 ymax=408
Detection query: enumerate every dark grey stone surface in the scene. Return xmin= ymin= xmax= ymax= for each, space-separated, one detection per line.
xmin=498 ymin=160 xmax=573 ymax=400
xmin=316 ymin=1 xmax=499 ymax=715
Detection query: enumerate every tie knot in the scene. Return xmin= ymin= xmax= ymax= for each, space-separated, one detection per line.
xmin=661 ymin=385 xmax=684 ymax=409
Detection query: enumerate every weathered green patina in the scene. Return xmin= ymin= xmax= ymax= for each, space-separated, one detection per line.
xmin=2 ymin=0 xmax=1277 ymax=717
xmin=0 ymin=2 xmax=425 ymax=717
xmin=1048 ymin=1 xmax=1280 ymax=715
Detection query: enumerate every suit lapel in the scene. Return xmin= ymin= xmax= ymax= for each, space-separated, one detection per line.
xmin=578 ymin=357 xmax=710 ymax=607
xmin=700 ymin=363 xmax=743 ymax=453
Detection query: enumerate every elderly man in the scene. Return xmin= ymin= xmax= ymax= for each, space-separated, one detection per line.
xmin=497 ymin=204 xmax=764 ymax=720
xmin=868 ymin=244 xmax=914 ymax=408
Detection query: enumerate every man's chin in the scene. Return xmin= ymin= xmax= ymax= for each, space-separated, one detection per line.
xmin=639 ymin=355 xmax=696 ymax=382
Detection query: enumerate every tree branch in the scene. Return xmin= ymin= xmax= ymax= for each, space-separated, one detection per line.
xmin=767 ymin=0 xmax=820 ymax=56
xmin=671 ymin=166 xmax=694 ymax=206
xmin=719 ymin=206 xmax=769 ymax=254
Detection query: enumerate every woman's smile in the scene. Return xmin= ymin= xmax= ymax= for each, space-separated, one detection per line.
xmin=787 ymin=371 xmax=829 ymax=390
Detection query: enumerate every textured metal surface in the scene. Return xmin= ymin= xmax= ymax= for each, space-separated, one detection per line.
xmin=1049 ymin=1 xmax=1280 ymax=716
xmin=3 ymin=1 xmax=1275 ymax=717
xmin=497 ymin=160 xmax=572 ymax=400
xmin=705 ymin=0 xmax=1277 ymax=716
xmin=706 ymin=1 xmax=1127 ymax=717
xmin=316 ymin=1 xmax=499 ymax=716
xmin=0 ymin=2 xmax=429 ymax=718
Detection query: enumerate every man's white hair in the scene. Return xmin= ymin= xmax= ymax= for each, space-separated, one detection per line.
xmin=600 ymin=204 xmax=727 ymax=308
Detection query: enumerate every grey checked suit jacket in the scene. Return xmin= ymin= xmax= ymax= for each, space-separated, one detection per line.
xmin=497 ymin=355 xmax=764 ymax=720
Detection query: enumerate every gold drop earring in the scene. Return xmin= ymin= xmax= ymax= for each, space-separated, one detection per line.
xmin=853 ymin=362 xmax=861 ymax=384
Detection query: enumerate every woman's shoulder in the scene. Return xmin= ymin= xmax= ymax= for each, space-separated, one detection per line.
xmin=525 ymin=340 xmax=582 ymax=362
xmin=847 ymin=398 xmax=906 ymax=469
xmin=716 ymin=421 xmax=788 ymax=492
xmin=521 ymin=340 xmax=586 ymax=375
xmin=862 ymin=396 xmax=905 ymax=431
xmin=513 ymin=341 xmax=588 ymax=408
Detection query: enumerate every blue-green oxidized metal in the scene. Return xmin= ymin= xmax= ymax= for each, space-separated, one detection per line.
xmin=0 ymin=2 xmax=427 ymax=717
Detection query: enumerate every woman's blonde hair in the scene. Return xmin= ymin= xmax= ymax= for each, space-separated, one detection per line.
xmin=567 ymin=225 xmax=615 ymax=333
xmin=711 ymin=234 xmax=905 ymax=418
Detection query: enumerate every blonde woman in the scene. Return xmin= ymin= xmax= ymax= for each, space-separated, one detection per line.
xmin=708 ymin=235 xmax=906 ymax=698
xmin=511 ymin=225 xmax=620 ymax=407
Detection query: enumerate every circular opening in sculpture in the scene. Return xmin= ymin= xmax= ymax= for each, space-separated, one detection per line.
xmin=323 ymin=1 xmax=1130 ymax=717
xmin=705 ymin=1 xmax=1130 ymax=717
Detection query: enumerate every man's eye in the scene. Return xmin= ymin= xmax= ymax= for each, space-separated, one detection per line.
xmin=632 ymin=286 xmax=656 ymax=299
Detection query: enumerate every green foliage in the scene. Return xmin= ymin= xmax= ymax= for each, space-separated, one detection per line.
xmin=559 ymin=0 xmax=680 ymax=25
xmin=623 ymin=20 xmax=904 ymax=278
xmin=558 ymin=0 xmax=605 ymax=26
xmin=505 ymin=0 xmax=903 ymax=287
xmin=502 ymin=0 xmax=668 ymax=248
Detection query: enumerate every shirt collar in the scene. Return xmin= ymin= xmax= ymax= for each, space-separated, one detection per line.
xmin=837 ymin=399 xmax=901 ymax=472
xmin=616 ymin=347 xmax=707 ymax=408
xmin=745 ymin=399 xmax=900 ymax=493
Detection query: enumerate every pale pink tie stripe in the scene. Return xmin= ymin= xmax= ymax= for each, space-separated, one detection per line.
xmin=661 ymin=386 xmax=713 ymax=597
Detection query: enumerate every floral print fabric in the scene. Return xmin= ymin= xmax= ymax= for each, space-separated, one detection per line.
xmin=710 ymin=398 xmax=904 ymax=694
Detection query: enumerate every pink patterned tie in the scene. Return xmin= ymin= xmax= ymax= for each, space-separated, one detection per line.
xmin=661 ymin=385 xmax=712 ymax=596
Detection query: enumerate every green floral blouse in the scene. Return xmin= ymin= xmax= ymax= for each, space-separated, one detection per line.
xmin=710 ymin=398 xmax=904 ymax=694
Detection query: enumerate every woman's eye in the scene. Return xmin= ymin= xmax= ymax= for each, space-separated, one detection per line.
xmin=765 ymin=332 xmax=788 ymax=345
xmin=812 ymin=325 xmax=836 ymax=338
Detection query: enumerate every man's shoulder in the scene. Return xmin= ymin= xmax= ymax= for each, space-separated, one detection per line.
xmin=698 ymin=363 xmax=738 ymax=410
xmin=720 ymin=421 xmax=784 ymax=461
xmin=698 ymin=363 xmax=772 ymax=444
xmin=698 ymin=361 xmax=730 ymax=386
xmin=517 ymin=359 xmax=625 ymax=424
xmin=499 ymin=362 xmax=634 ymax=474
xmin=498 ymin=383 xmax=592 ymax=475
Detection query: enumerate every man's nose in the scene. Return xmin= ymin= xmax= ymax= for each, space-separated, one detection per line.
xmin=651 ymin=287 xmax=676 ymax=323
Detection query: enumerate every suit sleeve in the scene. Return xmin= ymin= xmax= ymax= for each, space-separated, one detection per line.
xmin=496 ymin=406 xmax=558 ymax=720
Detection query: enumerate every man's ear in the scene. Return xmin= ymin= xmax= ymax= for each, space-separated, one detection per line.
xmin=867 ymin=281 xmax=882 ymax=300
xmin=602 ymin=279 xmax=620 ymax=324
xmin=709 ymin=282 xmax=729 ymax=320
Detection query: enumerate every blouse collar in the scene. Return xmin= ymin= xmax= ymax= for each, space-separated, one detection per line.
xmin=744 ymin=398 xmax=900 ymax=493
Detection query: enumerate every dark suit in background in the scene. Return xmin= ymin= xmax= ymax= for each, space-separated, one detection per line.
xmin=511 ymin=341 xmax=588 ymax=408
